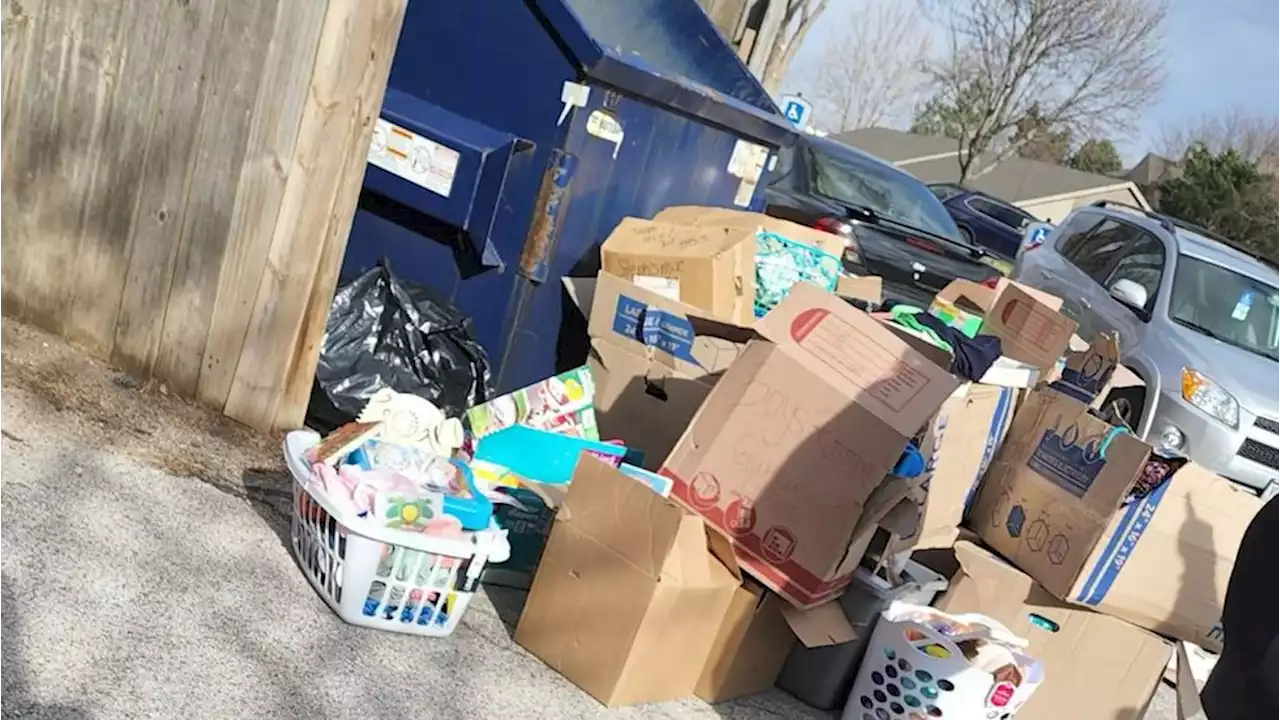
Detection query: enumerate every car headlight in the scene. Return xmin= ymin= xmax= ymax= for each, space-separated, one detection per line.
xmin=1181 ymin=368 xmax=1239 ymax=428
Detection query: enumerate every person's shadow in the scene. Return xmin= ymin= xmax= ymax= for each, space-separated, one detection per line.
xmin=0 ymin=568 xmax=90 ymax=712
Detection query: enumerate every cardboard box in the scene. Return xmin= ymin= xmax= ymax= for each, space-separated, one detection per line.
xmin=935 ymin=542 xmax=1172 ymax=720
xmin=652 ymin=205 xmax=847 ymax=259
xmin=888 ymin=381 xmax=1019 ymax=553
xmin=696 ymin=527 xmax=861 ymax=704
xmin=600 ymin=217 xmax=756 ymax=324
xmin=970 ymin=386 xmax=1263 ymax=651
xmin=583 ymin=272 xmax=754 ymax=470
xmin=932 ymin=279 xmax=1077 ymax=374
xmin=515 ymin=456 xmax=739 ymax=707
xmin=663 ymin=283 xmax=961 ymax=608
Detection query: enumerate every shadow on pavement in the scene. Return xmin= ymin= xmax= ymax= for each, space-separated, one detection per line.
xmin=2 ymin=576 xmax=91 ymax=719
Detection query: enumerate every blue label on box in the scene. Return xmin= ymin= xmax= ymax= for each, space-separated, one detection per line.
xmin=611 ymin=294 xmax=700 ymax=366
xmin=1026 ymin=423 xmax=1107 ymax=498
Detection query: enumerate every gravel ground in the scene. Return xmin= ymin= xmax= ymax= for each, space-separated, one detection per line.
xmin=0 ymin=318 xmax=1178 ymax=719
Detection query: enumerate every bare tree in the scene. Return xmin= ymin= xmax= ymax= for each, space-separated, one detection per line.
xmin=1157 ymin=109 xmax=1280 ymax=165
xmin=922 ymin=0 xmax=1168 ymax=181
xmin=758 ymin=0 xmax=831 ymax=95
xmin=797 ymin=0 xmax=933 ymax=132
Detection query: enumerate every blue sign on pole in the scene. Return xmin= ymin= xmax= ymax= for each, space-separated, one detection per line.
xmin=778 ymin=94 xmax=813 ymax=128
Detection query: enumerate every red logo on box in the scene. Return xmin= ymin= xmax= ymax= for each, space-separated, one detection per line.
xmin=689 ymin=472 xmax=721 ymax=511
xmin=761 ymin=526 xmax=797 ymax=563
xmin=724 ymin=497 xmax=756 ymax=537
xmin=987 ymin=680 xmax=1015 ymax=707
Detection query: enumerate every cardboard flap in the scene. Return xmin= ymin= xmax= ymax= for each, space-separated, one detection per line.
xmin=604 ymin=217 xmax=752 ymax=257
xmin=756 ymin=283 xmax=961 ymax=438
xmin=836 ymin=274 xmax=882 ymax=304
xmin=653 ymin=205 xmax=846 ymax=258
xmin=1174 ymin=642 xmax=1208 ymax=720
xmin=780 ymin=600 xmax=856 ymax=648
xmin=705 ymin=527 xmax=744 ymax=581
xmin=662 ymin=514 xmax=736 ymax=587
xmin=588 ymin=272 xmax=755 ymax=378
xmin=563 ymin=456 xmax=686 ymax=578
xmin=935 ymin=279 xmax=995 ymax=315
xmin=1052 ymin=331 xmax=1120 ymax=403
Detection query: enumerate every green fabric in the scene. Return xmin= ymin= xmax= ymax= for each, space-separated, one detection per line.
xmin=888 ymin=304 xmax=954 ymax=353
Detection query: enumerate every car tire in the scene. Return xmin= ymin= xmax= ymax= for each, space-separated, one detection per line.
xmin=959 ymin=225 xmax=975 ymax=245
xmin=1100 ymin=386 xmax=1146 ymax=431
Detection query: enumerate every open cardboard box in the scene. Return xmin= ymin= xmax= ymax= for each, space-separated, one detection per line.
xmin=662 ymin=283 xmax=961 ymax=609
xmin=516 ymin=455 xmax=873 ymax=707
xmin=931 ymin=278 xmax=1077 ymax=375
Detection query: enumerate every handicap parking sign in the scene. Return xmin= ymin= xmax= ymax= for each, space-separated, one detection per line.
xmin=1022 ymin=222 xmax=1053 ymax=250
xmin=779 ymin=95 xmax=812 ymax=128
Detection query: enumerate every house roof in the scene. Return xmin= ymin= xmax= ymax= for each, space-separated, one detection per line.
xmin=833 ymin=126 xmax=1136 ymax=204
xmin=903 ymin=153 xmax=1132 ymax=203
xmin=1126 ymin=152 xmax=1181 ymax=186
xmin=831 ymin=127 xmax=960 ymax=163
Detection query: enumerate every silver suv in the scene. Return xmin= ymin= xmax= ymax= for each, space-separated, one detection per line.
xmin=1013 ymin=201 xmax=1279 ymax=493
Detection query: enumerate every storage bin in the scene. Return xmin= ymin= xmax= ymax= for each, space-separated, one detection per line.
xmin=777 ymin=560 xmax=948 ymax=710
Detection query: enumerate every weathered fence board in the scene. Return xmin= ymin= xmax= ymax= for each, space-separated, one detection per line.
xmin=1 ymin=0 xmax=406 ymax=431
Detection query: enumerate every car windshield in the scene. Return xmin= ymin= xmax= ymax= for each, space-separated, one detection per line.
xmin=809 ymin=148 xmax=962 ymax=242
xmin=1169 ymin=254 xmax=1279 ymax=361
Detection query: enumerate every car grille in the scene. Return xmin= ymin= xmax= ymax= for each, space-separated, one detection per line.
xmin=1238 ymin=438 xmax=1280 ymax=469
xmin=1255 ymin=416 xmax=1279 ymax=434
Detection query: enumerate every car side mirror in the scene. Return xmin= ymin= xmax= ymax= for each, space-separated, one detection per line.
xmin=1109 ymin=278 xmax=1148 ymax=310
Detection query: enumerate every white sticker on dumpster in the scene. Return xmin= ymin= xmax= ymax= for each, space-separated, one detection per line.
xmin=585 ymin=110 xmax=625 ymax=159
xmin=367 ymin=118 xmax=459 ymax=198
xmin=728 ymin=140 xmax=768 ymax=207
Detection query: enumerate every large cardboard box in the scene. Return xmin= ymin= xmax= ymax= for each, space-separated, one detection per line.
xmin=583 ymin=272 xmax=754 ymax=470
xmin=662 ymin=283 xmax=961 ymax=608
xmin=515 ymin=456 xmax=739 ymax=707
xmin=653 ymin=205 xmax=847 ymax=259
xmin=889 ymin=381 xmax=1019 ymax=552
xmin=970 ymin=386 xmax=1263 ymax=651
xmin=932 ymin=279 xmax=1077 ymax=374
xmin=600 ymin=217 xmax=756 ymax=324
xmin=935 ymin=542 xmax=1172 ymax=720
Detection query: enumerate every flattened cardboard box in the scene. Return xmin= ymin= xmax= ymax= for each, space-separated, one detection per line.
xmin=515 ymin=457 xmax=739 ymax=707
xmin=934 ymin=279 xmax=1077 ymax=374
xmin=662 ymin=283 xmax=960 ymax=609
xmin=583 ymin=272 xmax=755 ymax=470
xmin=600 ymin=217 xmax=756 ymax=325
xmin=970 ymin=386 xmax=1262 ymax=651
xmin=936 ymin=542 xmax=1172 ymax=720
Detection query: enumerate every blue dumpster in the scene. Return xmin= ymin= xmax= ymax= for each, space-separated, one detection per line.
xmin=340 ymin=0 xmax=798 ymax=395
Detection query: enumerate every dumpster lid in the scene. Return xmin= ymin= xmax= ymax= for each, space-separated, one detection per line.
xmin=533 ymin=0 xmax=798 ymax=148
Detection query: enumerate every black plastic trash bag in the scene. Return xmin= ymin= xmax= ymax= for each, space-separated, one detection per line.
xmin=308 ymin=262 xmax=493 ymax=431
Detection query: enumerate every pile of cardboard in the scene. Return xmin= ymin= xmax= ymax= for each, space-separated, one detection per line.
xmin=505 ymin=207 xmax=1262 ymax=718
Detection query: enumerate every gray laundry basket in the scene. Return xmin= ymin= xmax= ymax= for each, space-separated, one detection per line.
xmin=776 ymin=559 xmax=948 ymax=711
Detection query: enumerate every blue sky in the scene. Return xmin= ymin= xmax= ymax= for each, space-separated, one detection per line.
xmin=786 ymin=0 xmax=1279 ymax=166
xmin=1141 ymin=0 xmax=1279 ymax=158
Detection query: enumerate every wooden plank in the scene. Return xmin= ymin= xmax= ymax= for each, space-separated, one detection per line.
xmin=109 ymin=0 xmax=221 ymax=378
xmin=62 ymin=0 xmax=162 ymax=355
xmin=150 ymin=0 xmax=277 ymax=397
xmin=2 ymin=2 xmax=66 ymax=321
xmin=195 ymin=0 xmax=329 ymax=409
xmin=222 ymin=0 xmax=407 ymax=431
xmin=0 ymin=0 xmax=48 ymax=306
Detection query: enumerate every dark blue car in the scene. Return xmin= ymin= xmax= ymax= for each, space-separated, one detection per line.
xmin=928 ymin=183 xmax=1041 ymax=262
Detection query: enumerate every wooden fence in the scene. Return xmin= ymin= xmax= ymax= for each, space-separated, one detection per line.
xmin=1 ymin=0 xmax=405 ymax=431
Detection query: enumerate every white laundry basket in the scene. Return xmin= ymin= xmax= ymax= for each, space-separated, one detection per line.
xmin=283 ymin=430 xmax=510 ymax=637
xmin=843 ymin=602 xmax=1043 ymax=720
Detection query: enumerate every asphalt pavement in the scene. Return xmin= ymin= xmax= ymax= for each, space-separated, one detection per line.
xmin=0 ymin=319 xmax=1176 ymax=719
